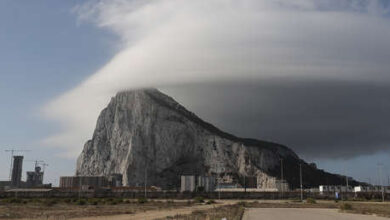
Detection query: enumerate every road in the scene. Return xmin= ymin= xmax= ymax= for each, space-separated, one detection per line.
xmin=243 ymin=208 xmax=389 ymax=220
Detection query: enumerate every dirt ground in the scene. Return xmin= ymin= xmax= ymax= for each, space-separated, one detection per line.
xmin=0 ymin=199 xmax=197 ymax=220
xmin=71 ymin=202 xmax=234 ymax=220
xmin=0 ymin=199 xmax=234 ymax=220
xmin=243 ymin=208 xmax=390 ymax=220
xmin=1 ymin=199 xmax=389 ymax=220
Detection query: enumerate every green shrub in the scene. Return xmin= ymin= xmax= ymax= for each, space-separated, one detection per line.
xmin=88 ymin=198 xmax=100 ymax=205
xmin=104 ymin=198 xmax=114 ymax=203
xmin=237 ymin=201 xmax=247 ymax=207
xmin=193 ymin=196 xmax=205 ymax=203
xmin=196 ymin=186 xmax=205 ymax=192
xmin=76 ymin=199 xmax=87 ymax=206
xmin=44 ymin=199 xmax=58 ymax=207
xmin=30 ymin=198 xmax=42 ymax=203
xmin=340 ymin=203 xmax=353 ymax=210
xmin=206 ymin=199 xmax=215 ymax=204
xmin=137 ymin=197 xmax=148 ymax=204
xmin=114 ymin=198 xmax=123 ymax=204
xmin=9 ymin=198 xmax=23 ymax=204
xmin=306 ymin=198 xmax=317 ymax=204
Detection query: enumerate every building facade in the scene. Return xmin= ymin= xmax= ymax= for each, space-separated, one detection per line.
xmin=180 ymin=175 xmax=215 ymax=192
xmin=108 ymin=174 xmax=123 ymax=187
xmin=26 ymin=166 xmax=44 ymax=188
xmin=11 ymin=156 xmax=23 ymax=187
xmin=59 ymin=176 xmax=108 ymax=189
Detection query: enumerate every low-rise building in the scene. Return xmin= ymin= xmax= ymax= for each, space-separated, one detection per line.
xmin=108 ymin=174 xmax=123 ymax=187
xmin=354 ymin=185 xmax=390 ymax=193
xmin=26 ymin=166 xmax=44 ymax=188
xmin=319 ymin=185 xmax=353 ymax=194
xmin=181 ymin=175 xmax=196 ymax=192
xmin=0 ymin=181 xmax=11 ymax=191
xmin=275 ymin=180 xmax=289 ymax=192
xmin=59 ymin=176 xmax=108 ymax=189
xmin=197 ymin=176 xmax=216 ymax=192
xmin=180 ymin=175 xmax=215 ymax=192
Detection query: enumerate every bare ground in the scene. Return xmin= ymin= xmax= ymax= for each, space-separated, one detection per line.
xmin=1 ymin=199 xmax=390 ymax=220
xmin=243 ymin=208 xmax=390 ymax=220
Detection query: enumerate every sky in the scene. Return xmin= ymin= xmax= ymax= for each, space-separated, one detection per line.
xmin=0 ymin=0 xmax=390 ymax=186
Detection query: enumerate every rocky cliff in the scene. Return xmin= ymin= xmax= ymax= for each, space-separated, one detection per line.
xmin=76 ymin=89 xmax=359 ymax=189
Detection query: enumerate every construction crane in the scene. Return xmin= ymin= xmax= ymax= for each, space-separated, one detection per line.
xmin=26 ymin=160 xmax=49 ymax=172
xmin=30 ymin=160 xmax=48 ymax=183
xmin=40 ymin=162 xmax=49 ymax=173
xmin=4 ymin=149 xmax=31 ymax=180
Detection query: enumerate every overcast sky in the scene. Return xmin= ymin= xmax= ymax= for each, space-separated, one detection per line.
xmin=0 ymin=0 xmax=389 ymax=186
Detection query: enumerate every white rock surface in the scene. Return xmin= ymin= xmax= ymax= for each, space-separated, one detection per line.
xmin=76 ymin=89 xmax=351 ymax=189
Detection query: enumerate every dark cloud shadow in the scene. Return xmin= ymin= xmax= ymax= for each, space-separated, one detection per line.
xmin=160 ymin=79 xmax=390 ymax=160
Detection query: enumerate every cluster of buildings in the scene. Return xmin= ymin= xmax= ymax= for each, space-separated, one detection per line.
xmin=180 ymin=174 xmax=289 ymax=192
xmin=2 ymin=156 xmax=388 ymax=196
xmin=0 ymin=156 xmax=50 ymax=190
xmin=318 ymin=185 xmax=390 ymax=194
xmin=59 ymin=174 xmax=123 ymax=190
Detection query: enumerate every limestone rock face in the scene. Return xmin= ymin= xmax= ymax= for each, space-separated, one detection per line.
xmin=76 ymin=89 xmax=358 ymax=189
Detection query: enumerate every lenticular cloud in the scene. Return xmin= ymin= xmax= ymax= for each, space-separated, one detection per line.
xmin=43 ymin=0 xmax=390 ymax=157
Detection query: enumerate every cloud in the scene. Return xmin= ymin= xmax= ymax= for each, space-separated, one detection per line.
xmin=160 ymin=80 xmax=390 ymax=160
xmin=43 ymin=0 xmax=390 ymax=158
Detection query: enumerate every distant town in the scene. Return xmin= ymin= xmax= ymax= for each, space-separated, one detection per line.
xmin=1 ymin=154 xmax=388 ymax=201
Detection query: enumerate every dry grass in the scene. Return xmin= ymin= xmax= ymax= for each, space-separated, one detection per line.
xmin=242 ymin=200 xmax=390 ymax=218
xmin=239 ymin=200 xmax=338 ymax=209
xmin=1 ymin=198 xmax=389 ymax=219
xmin=0 ymin=198 xmax=194 ymax=219
xmin=338 ymin=202 xmax=390 ymax=218
xmin=158 ymin=204 xmax=244 ymax=220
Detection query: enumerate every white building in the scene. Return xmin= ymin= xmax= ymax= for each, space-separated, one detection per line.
xmin=181 ymin=176 xmax=196 ymax=192
xmin=354 ymin=185 xmax=390 ymax=193
xmin=319 ymin=185 xmax=353 ymax=194
xmin=275 ymin=180 xmax=289 ymax=192
xmin=180 ymin=175 xmax=215 ymax=192
xmin=197 ymin=176 xmax=215 ymax=192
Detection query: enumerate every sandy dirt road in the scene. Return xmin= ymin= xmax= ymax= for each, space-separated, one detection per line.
xmin=243 ymin=208 xmax=389 ymax=220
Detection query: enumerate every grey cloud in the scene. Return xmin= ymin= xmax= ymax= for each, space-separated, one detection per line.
xmin=160 ymin=79 xmax=390 ymax=160
xmin=43 ymin=0 xmax=390 ymax=157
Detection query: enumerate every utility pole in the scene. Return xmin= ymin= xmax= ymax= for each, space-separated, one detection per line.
xmin=144 ymin=164 xmax=147 ymax=199
xmin=78 ymin=176 xmax=82 ymax=200
xmin=378 ymin=163 xmax=385 ymax=202
xmin=345 ymin=167 xmax=349 ymax=192
xmin=280 ymin=159 xmax=284 ymax=183
xmin=300 ymin=163 xmax=303 ymax=202
xmin=280 ymin=158 xmax=284 ymax=198
xmin=142 ymin=145 xmax=149 ymax=200
xmin=216 ymin=163 xmax=223 ymax=200
xmin=244 ymin=175 xmax=246 ymax=193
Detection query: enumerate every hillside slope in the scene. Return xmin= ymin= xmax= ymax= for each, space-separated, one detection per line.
xmin=76 ymin=89 xmax=359 ymax=189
